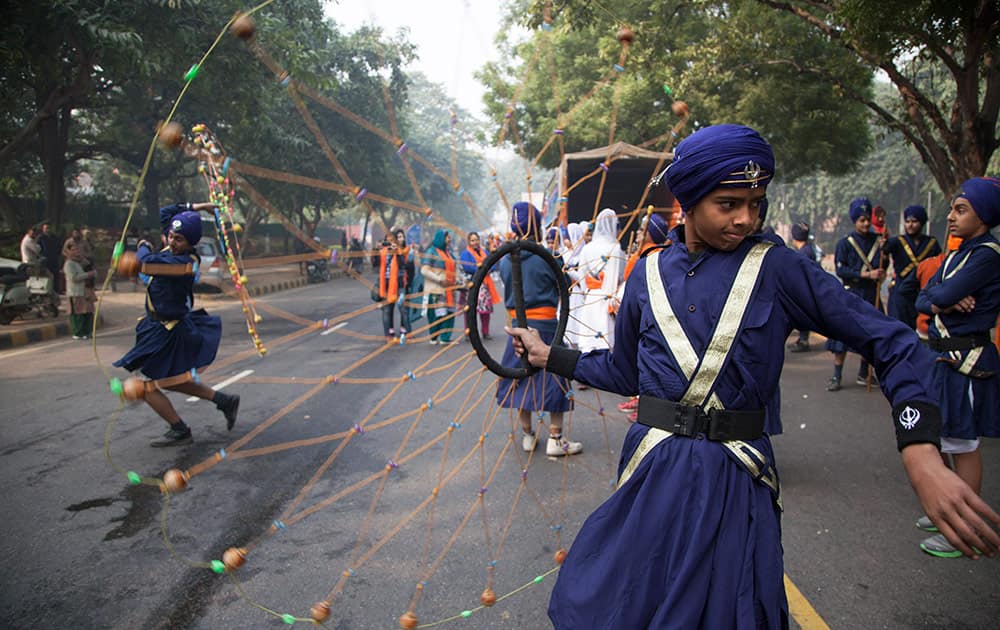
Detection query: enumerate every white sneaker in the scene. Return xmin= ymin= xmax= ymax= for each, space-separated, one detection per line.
xmin=521 ymin=432 xmax=537 ymax=452
xmin=428 ymin=338 xmax=439 ymax=345
xmin=546 ymin=436 xmax=583 ymax=456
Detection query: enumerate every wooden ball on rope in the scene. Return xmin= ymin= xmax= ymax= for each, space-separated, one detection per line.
xmin=616 ymin=27 xmax=635 ymax=45
xmin=162 ymin=469 xmax=189 ymax=493
xmin=116 ymin=251 xmax=140 ymax=277
xmin=399 ymin=612 xmax=419 ymax=630
xmin=553 ymin=548 xmax=568 ymax=565
xmin=671 ymin=100 xmax=690 ymax=118
xmin=157 ymin=121 xmax=185 ymax=149
xmin=480 ymin=588 xmax=497 ymax=607
xmin=121 ymin=377 xmax=147 ymax=401
xmin=222 ymin=547 xmax=247 ymax=571
xmin=310 ymin=601 xmax=331 ymax=623
xmin=230 ymin=13 xmax=255 ymax=40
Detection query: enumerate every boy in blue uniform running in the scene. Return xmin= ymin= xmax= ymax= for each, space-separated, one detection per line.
xmin=114 ymin=203 xmax=240 ymax=447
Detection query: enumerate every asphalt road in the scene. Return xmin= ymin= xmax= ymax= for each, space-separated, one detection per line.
xmin=0 ymin=276 xmax=997 ymax=629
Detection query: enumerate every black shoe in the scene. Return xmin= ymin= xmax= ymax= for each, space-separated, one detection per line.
xmin=789 ymin=341 xmax=809 ymax=353
xmin=216 ymin=393 xmax=240 ymax=431
xmin=151 ymin=427 xmax=193 ymax=447
xmin=826 ymin=377 xmax=842 ymax=392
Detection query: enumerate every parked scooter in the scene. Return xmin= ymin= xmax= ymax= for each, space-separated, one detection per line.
xmin=305 ymin=257 xmax=330 ymax=283
xmin=0 ymin=262 xmax=60 ymax=324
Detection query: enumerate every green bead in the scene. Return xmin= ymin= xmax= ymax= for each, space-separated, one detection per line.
xmin=662 ymin=84 xmax=673 ymax=96
xmin=112 ymin=241 xmax=124 ymax=259
xmin=281 ymin=613 xmax=296 ymax=624
xmin=109 ymin=378 xmax=123 ymax=396
xmin=460 ymin=610 xmax=472 ymax=618
xmin=533 ymin=575 xmax=544 ymax=583
xmin=211 ymin=560 xmax=226 ymax=574
xmin=184 ymin=64 xmax=200 ymax=82
xmin=127 ymin=471 xmax=141 ymax=485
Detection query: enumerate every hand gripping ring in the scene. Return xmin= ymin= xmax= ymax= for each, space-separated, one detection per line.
xmin=466 ymin=240 xmax=570 ymax=379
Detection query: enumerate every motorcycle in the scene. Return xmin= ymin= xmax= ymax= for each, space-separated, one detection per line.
xmin=0 ymin=262 xmax=60 ymax=325
xmin=305 ymin=257 xmax=330 ymax=283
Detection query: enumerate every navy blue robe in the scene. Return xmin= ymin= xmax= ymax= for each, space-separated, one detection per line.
xmin=547 ymin=227 xmax=938 ymax=629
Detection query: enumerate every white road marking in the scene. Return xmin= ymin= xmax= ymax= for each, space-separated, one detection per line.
xmin=320 ymin=322 xmax=348 ymax=336
xmin=186 ymin=369 xmax=254 ymax=402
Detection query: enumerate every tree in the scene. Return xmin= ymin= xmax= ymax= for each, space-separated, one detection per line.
xmin=484 ymin=0 xmax=875 ymax=179
xmin=752 ymin=0 xmax=1000 ymax=196
xmin=0 ymin=0 xmax=142 ymax=228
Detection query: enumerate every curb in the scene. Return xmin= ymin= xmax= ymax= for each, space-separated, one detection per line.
xmin=249 ymin=276 xmax=310 ymax=297
xmin=0 ymin=314 xmax=105 ymax=351
xmin=0 ymin=272 xmax=328 ymax=350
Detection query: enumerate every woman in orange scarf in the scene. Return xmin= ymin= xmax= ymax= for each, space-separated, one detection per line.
xmin=420 ymin=229 xmax=457 ymax=344
xmin=378 ymin=229 xmax=414 ymax=341
xmin=459 ymin=231 xmax=500 ymax=339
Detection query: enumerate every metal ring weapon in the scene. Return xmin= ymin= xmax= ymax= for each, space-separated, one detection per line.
xmin=466 ymin=240 xmax=570 ymax=379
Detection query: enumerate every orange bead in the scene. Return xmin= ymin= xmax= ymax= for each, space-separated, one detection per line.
xmin=671 ymin=100 xmax=690 ymax=118
xmin=222 ymin=547 xmax=247 ymax=570
xmin=162 ymin=469 xmax=188 ymax=493
xmin=553 ymin=549 xmax=568 ymax=565
xmin=310 ymin=601 xmax=331 ymax=623
xmin=157 ymin=121 xmax=184 ymax=149
xmin=480 ymin=588 xmax=497 ymax=607
xmin=230 ymin=14 xmax=255 ymax=39
xmin=616 ymin=27 xmax=635 ymax=44
xmin=399 ymin=612 xmax=419 ymax=629
xmin=116 ymin=251 xmax=140 ymax=277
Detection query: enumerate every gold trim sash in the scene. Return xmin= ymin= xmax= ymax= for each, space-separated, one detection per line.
xmin=847 ymin=234 xmax=880 ymax=272
xmin=897 ymin=236 xmax=937 ymax=279
xmin=619 ymin=243 xmax=778 ymax=502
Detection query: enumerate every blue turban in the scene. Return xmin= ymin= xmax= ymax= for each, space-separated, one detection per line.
xmin=954 ymin=177 xmax=1000 ymax=228
xmin=903 ymin=205 xmax=927 ymax=224
xmin=849 ymin=197 xmax=871 ymax=223
xmin=511 ymin=202 xmax=542 ymax=239
xmin=169 ymin=211 xmax=202 ymax=245
xmin=791 ymin=222 xmax=809 ymax=241
xmin=664 ymin=124 xmax=774 ymax=211
xmin=545 ymin=227 xmax=559 ymax=241
xmin=647 ymin=213 xmax=670 ymax=244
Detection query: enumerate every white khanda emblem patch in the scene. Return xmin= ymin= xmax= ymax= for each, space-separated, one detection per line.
xmin=172 ymin=219 xmax=183 ymax=231
xmin=899 ymin=406 xmax=921 ymax=430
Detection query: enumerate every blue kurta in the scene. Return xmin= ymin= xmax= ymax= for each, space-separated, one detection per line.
xmin=915 ymin=232 xmax=1000 ymax=439
xmin=113 ymin=206 xmax=221 ymax=381
xmin=495 ymin=248 xmax=573 ymax=413
xmin=884 ymin=234 xmax=941 ymax=328
xmin=548 ymin=227 xmax=939 ymax=629
xmin=825 ymin=230 xmax=884 ymax=353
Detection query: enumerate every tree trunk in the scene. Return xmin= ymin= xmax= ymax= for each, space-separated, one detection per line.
xmin=37 ymin=103 xmax=71 ymax=229
xmin=143 ymin=166 xmax=161 ymax=230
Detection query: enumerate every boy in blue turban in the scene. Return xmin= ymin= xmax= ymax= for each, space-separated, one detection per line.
xmin=825 ymin=197 xmax=884 ymax=391
xmin=114 ymin=202 xmax=240 ymax=447
xmin=504 ymin=125 xmax=999 ymax=628
xmin=496 ymin=202 xmax=581 ymax=457
xmin=915 ymin=176 xmax=1000 ymax=557
xmin=884 ymin=205 xmax=941 ymax=328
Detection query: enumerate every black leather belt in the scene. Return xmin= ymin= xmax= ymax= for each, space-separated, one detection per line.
xmin=636 ymin=395 xmax=765 ymax=441
xmin=147 ymin=311 xmax=182 ymax=322
xmin=925 ymin=333 xmax=992 ymax=352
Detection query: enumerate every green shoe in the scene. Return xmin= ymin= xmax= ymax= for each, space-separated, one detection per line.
xmin=920 ymin=534 xmax=962 ymax=558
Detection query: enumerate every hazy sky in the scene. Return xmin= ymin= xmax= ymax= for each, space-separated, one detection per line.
xmin=326 ymin=0 xmax=510 ymax=117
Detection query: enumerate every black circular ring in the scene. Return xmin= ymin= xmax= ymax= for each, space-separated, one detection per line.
xmin=466 ymin=240 xmax=570 ymax=379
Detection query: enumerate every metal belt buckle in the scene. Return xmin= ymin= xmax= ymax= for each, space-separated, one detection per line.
xmin=671 ymin=404 xmax=703 ymax=437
